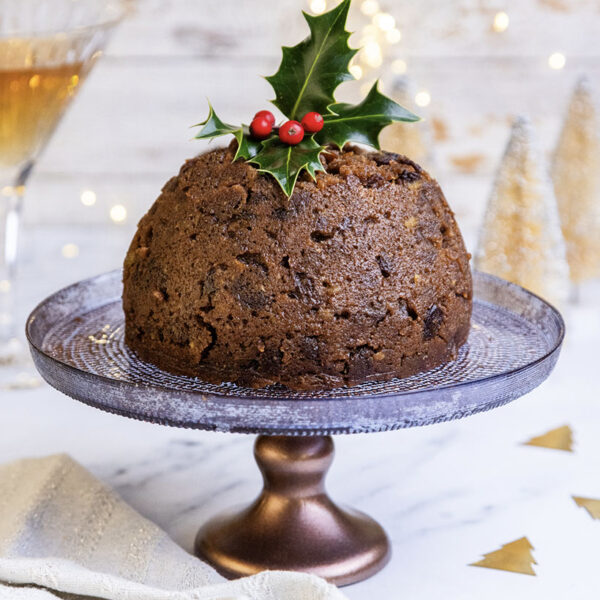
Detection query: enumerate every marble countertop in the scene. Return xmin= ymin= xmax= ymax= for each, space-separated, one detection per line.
xmin=2 ymin=225 xmax=599 ymax=598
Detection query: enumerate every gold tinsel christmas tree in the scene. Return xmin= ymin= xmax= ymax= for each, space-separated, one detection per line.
xmin=553 ymin=76 xmax=600 ymax=284
xmin=379 ymin=76 xmax=434 ymax=171
xmin=475 ymin=116 xmax=570 ymax=307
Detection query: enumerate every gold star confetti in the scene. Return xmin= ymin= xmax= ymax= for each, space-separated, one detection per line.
xmin=573 ymin=496 xmax=600 ymax=520
xmin=523 ymin=425 xmax=573 ymax=452
xmin=470 ymin=537 xmax=537 ymax=576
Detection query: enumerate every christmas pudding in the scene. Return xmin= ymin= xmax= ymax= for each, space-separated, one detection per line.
xmin=122 ymin=0 xmax=472 ymax=390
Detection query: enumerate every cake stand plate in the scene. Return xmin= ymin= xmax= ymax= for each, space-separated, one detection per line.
xmin=26 ymin=270 xmax=564 ymax=586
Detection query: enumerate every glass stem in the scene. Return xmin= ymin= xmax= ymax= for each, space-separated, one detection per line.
xmin=0 ymin=163 xmax=30 ymax=347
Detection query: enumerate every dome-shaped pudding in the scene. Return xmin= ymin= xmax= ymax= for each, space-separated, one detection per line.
xmin=123 ymin=144 xmax=472 ymax=390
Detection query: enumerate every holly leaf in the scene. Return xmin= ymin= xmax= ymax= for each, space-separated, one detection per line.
xmin=193 ymin=103 xmax=238 ymax=139
xmin=266 ymin=0 xmax=357 ymax=120
xmin=316 ymin=81 xmax=421 ymax=149
xmin=249 ymin=137 xmax=325 ymax=197
xmin=193 ymin=104 xmax=260 ymax=161
xmin=232 ymin=126 xmax=261 ymax=161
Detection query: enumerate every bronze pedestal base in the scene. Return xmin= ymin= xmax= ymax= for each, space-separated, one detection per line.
xmin=195 ymin=435 xmax=390 ymax=586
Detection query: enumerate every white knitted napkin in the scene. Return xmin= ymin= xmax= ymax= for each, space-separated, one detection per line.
xmin=0 ymin=454 xmax=347 ymax=600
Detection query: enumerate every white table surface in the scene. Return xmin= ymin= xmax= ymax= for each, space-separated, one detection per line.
xmin=1 ymin=224 xmax=599 ymax=598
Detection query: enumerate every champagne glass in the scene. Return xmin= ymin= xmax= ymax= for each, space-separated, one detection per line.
xmin=0 ymin=0 xmax=126 ymax=363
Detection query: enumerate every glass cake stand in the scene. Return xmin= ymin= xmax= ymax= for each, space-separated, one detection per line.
xmin=26 ymin=270 xmax=564 ymax=586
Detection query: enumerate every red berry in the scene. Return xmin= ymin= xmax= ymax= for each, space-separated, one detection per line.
xmin=278 ymin=120 xmax=304 ymax=145
xmin=254 ymin=110 xmax=276 ymax=127
xmin=250 ymin=116 xmax=272 ymax=139
xmin=301 ymin=111 xmax=324 ymax=133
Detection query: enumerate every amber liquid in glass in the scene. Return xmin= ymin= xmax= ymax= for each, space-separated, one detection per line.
xmin=0 ymin=60 xmax=87 ymax=168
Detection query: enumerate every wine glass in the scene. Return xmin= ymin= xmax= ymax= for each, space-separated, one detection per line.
xmin=0 ymin=0 xmax=126 ymax=363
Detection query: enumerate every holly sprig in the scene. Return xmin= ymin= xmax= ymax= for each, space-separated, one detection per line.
xmin=265 ymin=0 xmax=356 ymax=120
xmin=194 ymin=0 xmax=420 ymax=197
xmin=194 ymin=104 xmax=261 ymax=161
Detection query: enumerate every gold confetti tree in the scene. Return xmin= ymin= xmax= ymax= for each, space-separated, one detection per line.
xmin=573 ymin=496 xmax=600 ymax=520
xmin=553 ymin=76 xmax=600 ymax=284
xmin=471 ymin=537 xmax=537 ymax=576
xmin=379 ymin=76 xmax=435 ymax=171
xmin=474 ymin=116 xmax=570 ymax=307
xmin=523 ymin=425 xmax=573 ymax=452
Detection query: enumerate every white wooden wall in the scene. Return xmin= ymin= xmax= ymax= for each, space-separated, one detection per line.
xmin=24 ymin=0 xmax=600 ymax=253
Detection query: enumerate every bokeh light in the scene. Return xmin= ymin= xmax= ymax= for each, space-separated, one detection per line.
xmin=80 ymin=189 xmax=96 ymax=206
xmin=548 ymin=52 xmax=566 ymax=70
xmin=415 ymin=90 xmax=431 ymax=107
xmin=360 ymin=0 xmax=379 ymax=16
xmin=362 ymin=41 xmax=383 ymax=67
xmin=373 ymin=12 xmax=396 ymax=31
xmin=392 ymin=58 xmax=407 ymax=74
xmin=493 ymin=11 xmax=509 ymax=33
xmin=309 ymin=0 xmax=327 ymax=14
xmin=386 ymin=28 xmax=402 ymax=44
xmin=110 ymin=204 xmax=127 ymax=223
xmin=349 ymin=64 xmax=363 ymax=79
xmin=61 ymin=243 xmax=79 ymax=259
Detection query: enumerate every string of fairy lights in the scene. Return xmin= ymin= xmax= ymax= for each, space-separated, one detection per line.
xmin=60 ymin=189 xmax=127 ymax=259
xmin=307 ymin=0 xmax=567 ymax=106
xmin=60 ymin=1 xmax=568 ymax=262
